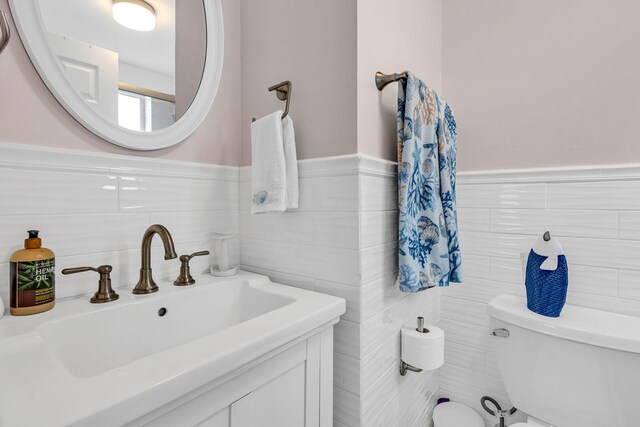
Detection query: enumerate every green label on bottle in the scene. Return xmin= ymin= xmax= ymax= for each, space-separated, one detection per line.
xmin=10 ymin=259 xmax=55 ymax=308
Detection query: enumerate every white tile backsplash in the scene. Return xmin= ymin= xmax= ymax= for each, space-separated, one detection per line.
xmin=490 ymin=209 xmax=619 ymax=238
xmin=444 ymin=340 xmax=487 ymax=372
xmin=444 ymin=168 xmax=640 ymax=423
xmin=461 ymin=254 xmax=491 ymax=279
xmin=619 ymin=211 xmax=640 ymax=240
xmin=439 ymin=318 xmax=490 ymax=352
xmin=359 ymin=175 xmax=398 ymax=212
xmin=441 ymin=295 xmax=490 ymax=326
xmin=459 ymin=230 xmax=532 ymax=259
xmin=457 ymin=183 xmax=547 ymax=209
xmin=0 ymin=169 xmax=118 ymax=215
xmin=0 ymin=214 xmax=151 ymax=262
xmin=618 ymin=270 xmax=640 ymax=301
xmin=295 ymin=175 xmax=360 ymax=212
xmin=119 ymin=175 xmax=238 ymax=212
xmin=359 ymin=242 xmax=398 ymax=284
xmin=360 ymin=275 xmax=404 ymax=323
xmin=360 ymin=211 xmax=398 ymax=249
xmin=457 ymin=208 xmax=491 ymax=231
xmin=0 ymin=143 xmax=238 ymax=305
xmin=547 ymin=180 xmax=640 ymax=210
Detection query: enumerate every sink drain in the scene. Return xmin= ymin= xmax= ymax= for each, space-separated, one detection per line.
xmin=158 ymin=307 xmax=167 ymax=317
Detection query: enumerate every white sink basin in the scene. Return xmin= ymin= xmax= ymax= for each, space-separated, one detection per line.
xmin=38 ymin=282 xmax=294 ymax=377
xmin=0 ymin=272 xmax=345 ymax=427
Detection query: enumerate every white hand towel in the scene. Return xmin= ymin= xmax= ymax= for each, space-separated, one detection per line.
xmin=251 ymin=111 xmax=287 ymax=213
xmin=282 ymin=115 xmax=299 ymax=209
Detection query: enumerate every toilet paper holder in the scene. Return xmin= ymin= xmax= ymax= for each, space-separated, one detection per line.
xmin=399 ymin=317 xmax=428 ymax=376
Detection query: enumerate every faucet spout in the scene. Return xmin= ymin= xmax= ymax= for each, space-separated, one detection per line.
xmin=133 ymin=224 xmax=177 ymax=294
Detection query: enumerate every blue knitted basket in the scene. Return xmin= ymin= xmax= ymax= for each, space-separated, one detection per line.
xmin=525 ymin=250 xmax=568 ymax=318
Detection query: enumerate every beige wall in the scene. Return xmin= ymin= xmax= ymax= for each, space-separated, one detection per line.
xmin=240 ymin=0 xmax=357 ymax=166
xmin=444 ymin=0 xmax=640 ymax=172
xmin=8 ymin=0 xmax=632 ymax=170
xmin=356 ymin=0 xmax=443 ymax=162
xmin=0 ymin=0 xmax=241 ymax=166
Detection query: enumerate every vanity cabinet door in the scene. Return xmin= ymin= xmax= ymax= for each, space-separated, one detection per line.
xmin=230 ymin=362 xmax=306 ymax=427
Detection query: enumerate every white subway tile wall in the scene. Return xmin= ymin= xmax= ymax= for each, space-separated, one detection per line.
xmin=443 ymin=169 xmax=640 ymax=426
xmin=0 ymin=143 xmax=239 ymax=303
xmin=240 ymin=156 xmax=440 ymax=426
xmin=12 ymin=143 xmax=640 ymax=426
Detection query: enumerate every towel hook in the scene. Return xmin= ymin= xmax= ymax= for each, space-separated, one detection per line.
xmin=0 ymin=11 xmax=11 ymax=56
xmin=269 ymin=81 xmax=292 ymax=119
xmin=252 ymin=80 xmax=292 ymax=123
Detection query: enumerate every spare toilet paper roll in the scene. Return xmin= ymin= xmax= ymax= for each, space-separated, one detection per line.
xmin=401 ymin=325 xmax=444 ymax=371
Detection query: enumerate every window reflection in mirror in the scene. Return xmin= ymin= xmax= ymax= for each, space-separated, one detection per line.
xmin=118 ymin=87 xmax=176 ymax=132
xmin=36 ymin=0 xmax=206 ymax=133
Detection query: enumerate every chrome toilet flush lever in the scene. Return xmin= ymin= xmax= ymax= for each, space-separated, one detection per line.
xmin=174 ymin=251 xmax=210 ymax=286
xmin=62 ymin=265 xmax=119 ymax=304
xmin=491 ymin=328 xmax=510 ymax=338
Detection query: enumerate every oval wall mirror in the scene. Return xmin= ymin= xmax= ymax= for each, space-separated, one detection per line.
xmin=8 ymin=0 xmax=223 ymax=151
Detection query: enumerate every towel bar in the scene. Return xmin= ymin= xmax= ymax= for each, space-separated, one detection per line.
xmin=0 ymin=10 xmax=10 ymax=56
xmin=375 ymin=71 xmax=408 ymax=91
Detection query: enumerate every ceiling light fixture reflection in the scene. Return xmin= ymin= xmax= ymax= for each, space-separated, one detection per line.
xmin=112 ymin=0 xmax=156 ymax=32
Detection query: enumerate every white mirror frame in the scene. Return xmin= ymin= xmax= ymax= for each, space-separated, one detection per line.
xmin=8 ymin=0 xmax=223 ymax=151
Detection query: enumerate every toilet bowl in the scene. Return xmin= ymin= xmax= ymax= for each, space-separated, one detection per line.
xmin=432 ymin=401 xmax=484 ymax=427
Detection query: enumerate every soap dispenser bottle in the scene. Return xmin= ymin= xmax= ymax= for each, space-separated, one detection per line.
xmin=10 ymin=230 xmax=55 ymax=316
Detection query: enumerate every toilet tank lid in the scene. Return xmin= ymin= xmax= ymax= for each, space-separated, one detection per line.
xmin=488 ymin=294 xmax=640 ymax=354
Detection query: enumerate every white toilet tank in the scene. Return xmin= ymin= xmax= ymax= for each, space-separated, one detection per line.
xmin=488 ymin=294 xmax=640 ymax=427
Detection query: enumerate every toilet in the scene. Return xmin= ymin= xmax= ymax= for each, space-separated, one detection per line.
xmin=432 ymin=401 xmax=484 ymax=427
xmin=488 ymin=294 xmax=640 ymax=426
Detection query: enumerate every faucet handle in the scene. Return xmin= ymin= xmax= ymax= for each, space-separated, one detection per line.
xmin=62 ymin=265 xmax=119 ymax=304
xmin=174 ymin=251 xmax=210 ymax=286
xmin=184 ymin=251 xmax=210 ymax=261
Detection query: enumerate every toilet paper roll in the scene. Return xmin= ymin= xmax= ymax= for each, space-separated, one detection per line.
xmin=401 ymin=325 xmax=444 ymax=371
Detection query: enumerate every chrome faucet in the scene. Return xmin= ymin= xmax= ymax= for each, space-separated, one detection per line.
xmin=133 ymin=224 xmax=178 ymax=294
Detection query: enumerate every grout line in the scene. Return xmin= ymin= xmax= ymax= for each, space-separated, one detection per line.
xmin=618 ymin=210 xmax=622 ymax=240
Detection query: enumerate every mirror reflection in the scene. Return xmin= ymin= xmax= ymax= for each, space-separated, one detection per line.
xmin=37 ymin=0 xmax=206 ymax=132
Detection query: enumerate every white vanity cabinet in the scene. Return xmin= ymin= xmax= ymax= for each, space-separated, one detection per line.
xmin=0 ymin=273 xmax=345 ymax=427
xmin=135 ymin=328 xmax=335 ymax=427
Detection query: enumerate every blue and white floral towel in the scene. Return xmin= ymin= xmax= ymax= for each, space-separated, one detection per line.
xmin=397 ymin=73 xmax=462 ymax=292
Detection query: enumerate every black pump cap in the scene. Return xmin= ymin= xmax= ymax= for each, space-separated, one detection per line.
xmin=28 ymin=230 xmax=39 ymax=239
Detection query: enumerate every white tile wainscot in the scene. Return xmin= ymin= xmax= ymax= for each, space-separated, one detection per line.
xmin=444 ymin=165 xmax=640 ymax=426
xmin=240 ymin=155 xmax=440 ymax=427
xmin=0 ymin=142 xmax=239 ymax=302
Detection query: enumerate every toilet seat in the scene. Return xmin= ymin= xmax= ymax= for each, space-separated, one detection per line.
xmin=432 ymin=402 xmax=484 ymax=427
